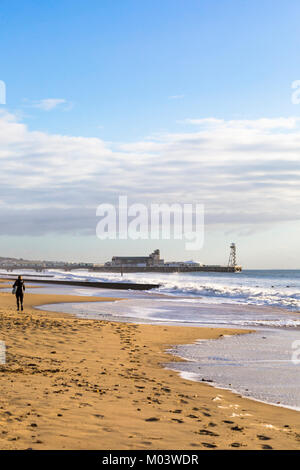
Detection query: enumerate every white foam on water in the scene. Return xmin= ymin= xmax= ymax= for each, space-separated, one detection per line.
xmin=166 ymin=329 xmax=300 ymax=412
xmin=7 ymin=267 xmax=300 ymax=311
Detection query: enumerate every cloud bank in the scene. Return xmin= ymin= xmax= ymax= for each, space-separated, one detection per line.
xmin=0 ymin=110 xmax=299 ymax=236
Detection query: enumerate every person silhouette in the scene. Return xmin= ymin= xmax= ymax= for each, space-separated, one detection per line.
xmin=13 ymin=275 xmax=25 ymax=311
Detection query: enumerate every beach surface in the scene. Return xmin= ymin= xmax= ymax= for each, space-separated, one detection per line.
xmin=0 ymin=284 xmax=299 ymax=449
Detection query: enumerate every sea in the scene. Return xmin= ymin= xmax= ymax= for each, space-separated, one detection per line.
xmin=1 ymin=268 xmax=300 ymax=412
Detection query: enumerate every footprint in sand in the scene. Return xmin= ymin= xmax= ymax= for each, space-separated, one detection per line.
xmin=197 ymin=429 xmax=219 ymax=437
xmin=257 ymin=435 xmax=271 ymax=441
xmin=201 ymin=442 xmax=217 ymax=448
xmin=231 ymin=425 xmax=244 ymax=432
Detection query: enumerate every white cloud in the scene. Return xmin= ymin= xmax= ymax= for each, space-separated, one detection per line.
xmin=31 ymin=98 xmax=68 ymax=111
xmin=183 ymin=116 xmax=300 ymax=130
xmin=168 ymin=94 xmax=185 ymax=100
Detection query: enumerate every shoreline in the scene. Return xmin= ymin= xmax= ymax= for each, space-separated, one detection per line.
xmin=0 ymin=287 xmax=299 ymax=449
xmin=172 ymin=368 xmax=300 ymax=414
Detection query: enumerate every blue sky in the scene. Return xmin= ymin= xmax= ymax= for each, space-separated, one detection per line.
xmin=3 ymin=0 xmax=300 ymax=139
xmin=1 ymin=0 xmax=300 ymax=267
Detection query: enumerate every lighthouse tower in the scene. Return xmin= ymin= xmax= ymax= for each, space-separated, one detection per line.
xmin=228 ymin=243 xmax=237 ymax=268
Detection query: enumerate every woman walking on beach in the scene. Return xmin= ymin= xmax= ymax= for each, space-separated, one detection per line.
xmin=13 ymin=275 xmax=25 ymax=311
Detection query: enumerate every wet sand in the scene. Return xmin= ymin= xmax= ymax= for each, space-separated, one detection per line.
xmin=0 ymin=285 xmax=299 ymax=450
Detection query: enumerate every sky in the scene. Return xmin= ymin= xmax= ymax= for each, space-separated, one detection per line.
xmin=1 ymin=0 xmax=300 ymax=268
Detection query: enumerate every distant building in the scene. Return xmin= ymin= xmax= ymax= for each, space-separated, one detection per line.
xmin=106 ymin=249 xmax=164 ymax=267
xmin=164 ymin=261 xmax=201 ymax=267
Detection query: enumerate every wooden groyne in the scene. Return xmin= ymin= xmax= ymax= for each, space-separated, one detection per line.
xmin=3 ymin=277 xmax=160 ymax=291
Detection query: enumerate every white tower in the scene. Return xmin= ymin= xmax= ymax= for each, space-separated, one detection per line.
xmin=228 ymin=243 xmax=237 ymax=267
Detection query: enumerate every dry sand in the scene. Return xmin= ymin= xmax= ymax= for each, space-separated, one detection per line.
xmin=0 ymin=284 xmax=299 ymax=450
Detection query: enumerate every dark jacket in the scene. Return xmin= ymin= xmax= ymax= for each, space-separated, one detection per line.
xmin=13 ymin=279 xmax=25 ymax=296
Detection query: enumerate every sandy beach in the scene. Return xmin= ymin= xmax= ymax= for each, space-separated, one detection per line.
xmin=0 ymin=282 xmax=299 ymax=450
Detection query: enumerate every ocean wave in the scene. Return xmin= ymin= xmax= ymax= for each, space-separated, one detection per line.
xmin=12 ymin=268 xmax=300 ymax=312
